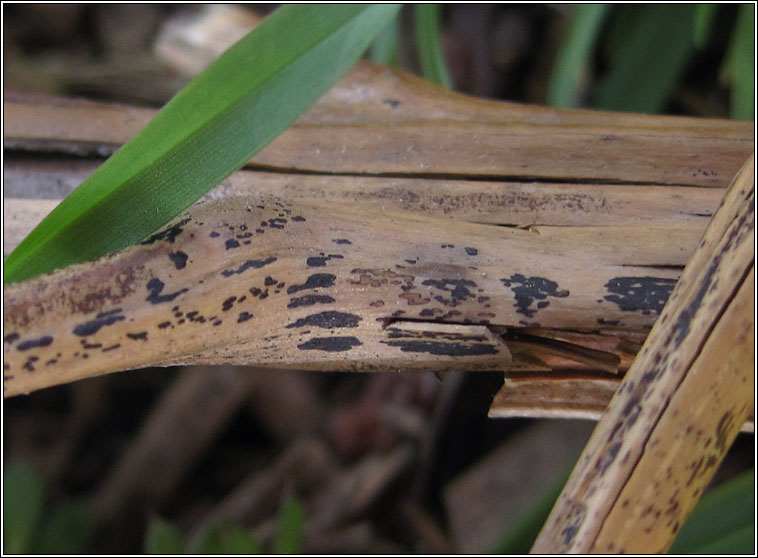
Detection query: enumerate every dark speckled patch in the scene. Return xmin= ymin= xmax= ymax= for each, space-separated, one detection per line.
xmin=287 ymin=294 xmax=336 ymax=308
xmin=16 ymin=336 xmax=54 ymax=351
xmin=286 ymin=311 xmax=361 ymax=329
xmin=146 ymin=278 xmax=189 ymax=304
xmin=168 ymin=251 xmax=188 ymax=270
xmin=286 ymin=273 xmax=336 ymax=294
xmin=501 ymin=274 xmax=569 ymax=317
xmin=380 ymin=339 xmax=498 ymax=356
xmin=297 ymin=336 xmax=362 ymax=352
xmin=73 ymin=308 xmax=126 ymax=336
xmin=141 ymin=218 xmax=191 ymax=245
xmin=422 ymin=279 xmax=477 ymax=307
xmin=4 ymin=333 xmax=20 ymax=344
xmin=603 ymin=276 xmax=677 ymax=315
xmin=307 ymin=254 xmax=344 ymax=267
xmin=220 ymin=257 xmax=277 ymax=277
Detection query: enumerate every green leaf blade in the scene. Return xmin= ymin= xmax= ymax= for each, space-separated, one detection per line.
xmin=33 ymin=498 xmax=97 ymax=555
xmin=3 ymin=462 xmax=46 ymax=554
xmin=4 ymin=3 xmax=402 ymax=284
xmin=547 ymin=4 xmax=611 ymax=108
xmin=593 ymin=4 xmax=697 ymax=114
xmin=273 ymin=495 xmax=304 ymax=554
xmin=722 ymin=3 xmax=755 ymax=121
xmin=144 ymin=517 xmax=185 ymax=554
xmin=669 ymin=469 xmax=755 ymax=554
xmin=415 ymin=4 xmax=452 ymax=89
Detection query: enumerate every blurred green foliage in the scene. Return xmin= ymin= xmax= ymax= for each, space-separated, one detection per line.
xmin=273 ymin=494 xmax=305 ymax=554
xmin=484 ymin=461 xmax=754 ymax=554
xmin=414 ymin=4 xmax=453 ymax=89
xmin=547 ymin=4 xmax=611 ymax=107
xmin=376 ymin=4 xmax=754 ymax=120
xmin=669 ymin=469 xmax=755 ymax=554
xmin=144 ymin=495 xmax=303 ymax=554
xmin=3 ymin=461 xmax=95 ymax=554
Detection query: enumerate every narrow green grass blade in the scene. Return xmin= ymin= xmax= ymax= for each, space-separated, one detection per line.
xmin=593 ymin=4 xmax=696 ymax=113
xmin=721 ymin=3 xmax=755 ymax=121
xmin=144 ymin=517 xmax=185 ymax=554
xmin=33 ymin=498 xmax=96 ymax=555
xmin=3 ymin=462 xmax=46 ymax=554
xmin=668 ymin=469 xmax=754 ymax=554
xmin=4 ymin=4 xmax=401 ymax=284
xmin=414 ymin=4 xmax=452 ymax=89
xmin=189 ymin=521 xmax=261 ymax=554
xmin=370 ymin=12 xmax=400 ymax=66
xmin=693 ymin=4 xmax=718 ymax=49
xmin=486 ymin=460 xmax=575 ymax=554
xmin=547 ymin=4 xmax=611 ymax=107
xmin=273 ymin=495 xmax=304 ymax=554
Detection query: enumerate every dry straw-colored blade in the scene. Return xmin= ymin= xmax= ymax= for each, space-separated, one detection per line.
xmin=532 ymin=155 xmax=755 ymax=554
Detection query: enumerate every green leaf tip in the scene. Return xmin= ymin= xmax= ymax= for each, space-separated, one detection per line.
xmin=4 ymin=4 xmax=401 ymax=284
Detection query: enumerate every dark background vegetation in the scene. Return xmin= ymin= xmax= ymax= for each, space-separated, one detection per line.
xmin=3 ymin=4 xmax=754 ymax=554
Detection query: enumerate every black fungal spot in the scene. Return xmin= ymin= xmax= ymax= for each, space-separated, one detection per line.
xmin=16 ymin=336 xmax=54 ymax=351
xmin=501 ymin=274 xmax=570 ymax=317
xmin=287 ymin=294 xmax=336 ymax=308
xmin=168 ymin=251 xmax=188 ymax=269
xmin=267 ymin=218 xmax=287 ymax=229
xmin=307 ymin=254 xmax=344 ymax=267
xmin=23 ymin=356 xmax=39 ymax=372
xmin=419 ymin=308 xmax=436 ymax=317
xmin=422 ymin=279 xmax=477 ymax=307
xmin=292 ymin=216 xmax=306 ymax=222
xmin=102 ymin=344 xmax=121 ymax=352
xmin=464 ymin=247 xmax=478 ymax=256
xmin=603 ymin=276 xmax=677 ymax=314
xmin=238 ymin=312 xmax=253 ymax=323
xmin=441 ymin=244 xmax=454 ymax=248
xmin=333 ymin=239 xmax=351 ymax=245
xmin=562 ymin=525 xmax=579 ymax=547
xmin=73 ymin=309 xmax=126 ymax=336
xmin=286 ymin=273 xmax=336 ymax=294
xmin=597 ymin=318 xmax=621 ymax=326
xmin=146 ymin=278 xmax=188 ymax=304
xmin=225 ymin=239 xmax=240 ymax=250
xmin=286 ymin=311 xmax=361 ymax=329
xmin=222 ymin=296 xmax=237 ymax=311
xmin=4 ymin=333 xmax=20 ymax=344
xmin=297 ymin=336 xmax=362 ymax=352
xmin=381 ymin=340 xmax=498 ymax=356
xmin=158 ymin=321 xmax=172 ymax=329
xmin=221 ymin=257 xmax=277 ymax=277
xmin=264 ymin=276 xmax=277 ymax=286
xmin=383 ymin=98 xmax=401 ymax=108
xmin=141 ymin=218 xmax=191 ymax=245
xmin=127 ymin=332 xmax=148 ymax=341
xmin=210 ymin=231 xmax=220 ymax=238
